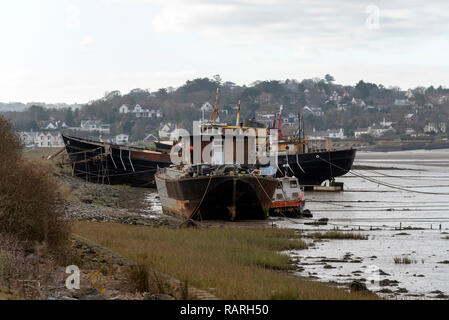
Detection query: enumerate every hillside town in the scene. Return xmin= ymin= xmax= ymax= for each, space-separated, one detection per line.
xmin=2 ymin=76 xmax=449 ymax=149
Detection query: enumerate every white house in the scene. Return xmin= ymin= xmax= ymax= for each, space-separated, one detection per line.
xmin=158 ymin=122 xmax=177 ymax=140
xmin=328 ymin=128 xmax=346 ymax=139
xmin=394 ymin=99 xmax=410 ymax=106
xmin=310 ymin=128 xmax=346 ymax=140
xmin=424 ymin=122 xmax=447 ymax=134
xmin=201 ymin=102 xmax=214 ymax=113
xmin=19 ymin=131 xmax=64 ymax=148
xmin=115 ymin=134 xmax=129 ymax=145
xmin=355 ymin=125 xmax=394 ymax=138
xmin=124 ymin=104 xmax=163 ymax=118
xmin=119 ymin=105 xmax=129 ymax=114
xmin=80 ymin=120 xmax=111 ymax=133
xmin=405 ymin=128 xmax=416 ymax=136
xmin=354 ymin=128 xmax=371 ymax=138
xmin=380 ymin=118 xmax=393 ymax=127
xmin=303 ymin=106 xmax=323 ymax=116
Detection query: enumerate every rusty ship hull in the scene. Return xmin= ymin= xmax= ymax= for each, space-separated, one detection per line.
xmin=155 ymin=171 xmax=278 ymax=221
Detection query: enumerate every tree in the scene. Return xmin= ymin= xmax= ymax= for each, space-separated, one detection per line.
xmin=325 ymin=74 xmax=335 ymax=84
xmin=240 ymin=87 xmax=261 ymax=102
xmin=213 ymin=74 xmax=222 ymax=85
xmin=65 ymin=108 xmax=75 ymax=126
xmin=355 ymin=80 xmax=378 ymax=99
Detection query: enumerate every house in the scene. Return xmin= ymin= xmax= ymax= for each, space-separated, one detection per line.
xmin=351 ymin=98 xmax=366 ymax=107
xmin=370 ymin=124 xmax=395 ymax=137
xmin=328 ymin=91 xmax=342 ymax=102
xmin=424 ymin=122 xmax=447 ymax=134
xmin=337 ymin=104 xmax=348 ymax=111
xmin=424 ymin=123 xmax=438 ymax=134
xmin=124 ymin=104 xmax=163 ymax=118
xmin=394 ymin=99 xmax=410 ymax=106
xmin=200 ymin=102 xmax=214 ymax=113
xmin=328 ymin=128 xmax=346 ymax=139
xmin=158 ymin=122 xmax=177 ymax=140
xmin=302 ymin=106 xmax=323 ymax=116
xmin=40 ymin=121 xmax=68 ymax=130
xmin=19 ymin=131 xmax=64 ymax=148
xmin=282 ymin=114 xmax=299 ymax=127
xmin=354 ymin=128 xmax=371 ymax=138
xmin=356 ymin=124 xmax=394 ymax=138
xmin=380 ymin=118 xmax=393 ymax=127
xmin=80 ymin=120 xmax=111 ymax=133
xmin=405 ymin=128 xmax=416 ymax=136
xmin=119 ymin=105 xmax=129 ymax=114
xmin=133 ymin=104 xmax=151 ymax=118
xmin=115 ymin=134 xmax=129 ymax=145
xmin=255 ymin=112 xmax=276 ymax=128
xmin=143 ymin=133 xmax=159 ymax=142
xmin=310 ymin=128 xmax=346 ymax=140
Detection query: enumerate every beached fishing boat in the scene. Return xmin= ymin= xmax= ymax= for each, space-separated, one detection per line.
xmin=270 ymin=107 xmax=356 ymax=186
xmin=155 ymin=164 xmax=278 ymax=221
xmin=62 ymin=134 xmax=172 ymax=187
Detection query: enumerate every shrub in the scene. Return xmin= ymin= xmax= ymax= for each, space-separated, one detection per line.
xmin=0 ymin=116 xmax=68 ymax=250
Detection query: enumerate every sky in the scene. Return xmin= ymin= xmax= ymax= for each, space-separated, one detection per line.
xmin=1 ymin=0 xmax=449 ymax=104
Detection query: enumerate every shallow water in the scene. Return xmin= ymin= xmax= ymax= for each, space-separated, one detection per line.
xmin=275 ymin=149 xmax=449 ymax=299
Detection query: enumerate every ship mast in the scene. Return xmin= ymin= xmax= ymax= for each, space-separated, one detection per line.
xmin=277 ymin=105 xmax=283 ymax=139
xmin=211 ymin=88 xmax=219 ymax=124
xmin=235 ymin=100 xmax=241 ymax=126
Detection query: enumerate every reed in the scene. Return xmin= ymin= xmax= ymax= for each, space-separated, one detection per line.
xmin=306 ymin=231 xmax=368 ymax=240
xmin=393 ymin=256 xmax=416 ymax=264
xmin=72 ymin=221 xmax=378 ymax=300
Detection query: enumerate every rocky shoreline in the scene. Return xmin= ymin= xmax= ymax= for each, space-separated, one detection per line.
xmin=57 ymin=174 xmax=181 ymax=227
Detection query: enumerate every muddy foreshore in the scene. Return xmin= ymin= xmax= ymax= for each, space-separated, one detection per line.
xmin=55 ymin=173 xmax=383 ymax=299
xmin=57 ymin=173 xmax=181 ymax=227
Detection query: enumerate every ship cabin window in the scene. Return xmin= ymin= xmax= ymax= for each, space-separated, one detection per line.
xmin=292 ymin=192 xmax=299 ymax=199
xmin=276 ymin=194 xmax=284 ymax=200
xmin=290 ymin=180 xmax=298 ymax=188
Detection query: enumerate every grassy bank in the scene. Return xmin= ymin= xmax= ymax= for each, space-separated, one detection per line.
xmin=72 ymin=221 xmax=377 ymax=300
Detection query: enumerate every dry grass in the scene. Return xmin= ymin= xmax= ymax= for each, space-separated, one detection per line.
xmin=306 ymin=231 xmax=368 ymax=240
xmin=22 ymin=148 xmax=60 ymax=160
xmin=72 ymin=221 xmax=377 ymax=300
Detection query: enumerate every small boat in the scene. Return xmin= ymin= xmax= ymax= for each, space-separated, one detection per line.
xmin=155 ymin=164 xmax=278 ymax=221
xmin=269 ymin=176 xmax=309 ymax=218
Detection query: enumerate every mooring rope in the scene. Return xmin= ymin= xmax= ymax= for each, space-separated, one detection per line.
xmin=316 ymin=155 xmax=449 ymax=195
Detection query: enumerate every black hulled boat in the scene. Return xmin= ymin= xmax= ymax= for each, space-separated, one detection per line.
xmin=62 ymin=134 xmax=172 ymax=187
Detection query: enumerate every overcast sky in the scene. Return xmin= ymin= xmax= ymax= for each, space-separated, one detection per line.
xmin=1 ymin=0 xmax=448 ymax=103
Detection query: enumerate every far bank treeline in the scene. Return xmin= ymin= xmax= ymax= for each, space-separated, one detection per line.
xmin=3 ymin=75 xmax=449 ymax=141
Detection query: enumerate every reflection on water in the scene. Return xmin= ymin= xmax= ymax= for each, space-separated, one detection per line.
xmin=140 ymin=192 xmax=163 ymax=218
xmin=275 ymin=149 xmax=449 ymax=299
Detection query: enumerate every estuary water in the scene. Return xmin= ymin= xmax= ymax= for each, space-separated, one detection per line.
xmin=274 ymin=149 xmax=449 ymax=299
